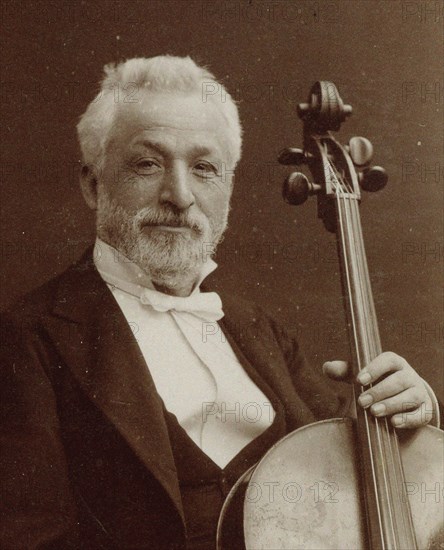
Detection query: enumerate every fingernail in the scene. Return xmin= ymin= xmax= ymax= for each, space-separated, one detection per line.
xmin=392 ymin=416 xmax=405 ymax=427
xmin=372 ymin=403 xmax=386 ymax=416
xmin=359 ymin=394 xmax=373 ymax=408
xmin=358 ymin=372 xmax=371 ymax=385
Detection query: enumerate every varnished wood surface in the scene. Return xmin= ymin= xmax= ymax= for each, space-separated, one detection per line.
xmin=218 ymin=419 xmax=444 ymax=549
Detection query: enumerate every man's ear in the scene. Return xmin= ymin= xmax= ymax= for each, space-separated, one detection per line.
xmin=80 ymin=164 xmax=99 ymax=210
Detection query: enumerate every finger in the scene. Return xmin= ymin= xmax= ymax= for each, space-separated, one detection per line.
xmin=391 ymin=402 xmax=433 ymax=429
xmin=367 ymin=386 xmax=426 ymax=418
xmin=322 ymin=360 xmax=350 ymax=381
xmin=358 ymin=370 xmax=419 ymax=408
xmin=357 ymin=351 xmax=410 ymax=386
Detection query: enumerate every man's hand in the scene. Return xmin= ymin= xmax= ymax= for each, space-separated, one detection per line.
xmin=323 ymin=352 xmax=434 ymax=428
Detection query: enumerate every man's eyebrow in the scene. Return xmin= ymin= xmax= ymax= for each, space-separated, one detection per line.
xmin=132 ymin=139 xmax=217 ymax=158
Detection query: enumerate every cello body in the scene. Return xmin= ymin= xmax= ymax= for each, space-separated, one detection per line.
xmin=218 ymin=421 xmax=444 ymax=549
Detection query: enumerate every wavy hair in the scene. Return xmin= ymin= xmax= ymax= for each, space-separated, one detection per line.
xmin=77 ymin=55 xmax=242 ymax=170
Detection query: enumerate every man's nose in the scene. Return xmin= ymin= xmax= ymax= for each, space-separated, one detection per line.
xmin=159 ymin=166 xmax=195 ymax=210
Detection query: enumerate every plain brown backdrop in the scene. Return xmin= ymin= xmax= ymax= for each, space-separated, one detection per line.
xmin=1 ymin=0 xmax=443 ymax=398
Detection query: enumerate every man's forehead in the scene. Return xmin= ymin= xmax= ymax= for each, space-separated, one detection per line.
xmin=111 ymin=91 xmax=229 ymax=156
xmin=116 ymin=91 xmax=223 ymax=130
xmin=112 ymin=92 xmax=228 ymax=151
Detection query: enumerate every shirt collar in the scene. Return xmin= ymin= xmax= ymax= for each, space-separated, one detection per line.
xmin=93 ymin=237 xmax=218 ymax=298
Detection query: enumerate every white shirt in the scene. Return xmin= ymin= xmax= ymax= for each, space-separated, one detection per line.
xmin=93 ymin=238 xmax=275 ymax=468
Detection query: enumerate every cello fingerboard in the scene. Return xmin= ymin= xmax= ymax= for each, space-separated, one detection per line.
xmin=334 ymin=190 xmax=418 ymax=550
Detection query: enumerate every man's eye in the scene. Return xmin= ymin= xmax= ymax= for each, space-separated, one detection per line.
xmin=135 ymin=159 xmax=161 ymax=174
xmin=194 ymin=162 xmax=219 ymax=177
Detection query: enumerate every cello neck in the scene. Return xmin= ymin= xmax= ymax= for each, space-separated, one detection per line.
xmin=335 ymin=192 xmax=381 ymax=374
xmin=334 ymin=189 xmax=418 ymax=550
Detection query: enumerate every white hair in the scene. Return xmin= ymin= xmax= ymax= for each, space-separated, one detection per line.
xmin=77 ymin=55 xmax=242 ymax=170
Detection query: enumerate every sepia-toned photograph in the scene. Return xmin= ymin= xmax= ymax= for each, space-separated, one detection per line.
xmin=1 ymin=1 xmax=442 ymax=548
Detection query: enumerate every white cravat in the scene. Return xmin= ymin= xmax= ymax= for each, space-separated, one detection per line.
xmin=93 ymin=238 xmax=275 ymax=467
xmin=139 ymin=287 xmax=224 ymax=322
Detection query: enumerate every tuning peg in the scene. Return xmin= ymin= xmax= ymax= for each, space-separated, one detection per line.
xmin=278 ymin=148 xmax=307 ymax=166
xmin=283 ymin=172 xmax=321 ymax=205
xmin=360 ymin=166 xmax=388 ymax=192
xmin=348 ymin=137 xmax=373 ymax=167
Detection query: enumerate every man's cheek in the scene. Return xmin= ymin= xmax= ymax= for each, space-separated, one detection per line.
xmin=114 ymin=190 xmax=150 ymax=212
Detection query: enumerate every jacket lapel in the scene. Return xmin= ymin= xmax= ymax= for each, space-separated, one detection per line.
xmin=219 ymin=294 xmax=319 ymax=428
xmin=49 ymin=250 xmax=185 ymax=524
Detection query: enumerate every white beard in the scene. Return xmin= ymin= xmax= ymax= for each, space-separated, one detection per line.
xmin=95 ymin=189 xmax=228 ymax=289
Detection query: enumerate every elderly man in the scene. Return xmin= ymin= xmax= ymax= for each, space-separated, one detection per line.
xmin=0 ymin=56 xmax=440 ymax=549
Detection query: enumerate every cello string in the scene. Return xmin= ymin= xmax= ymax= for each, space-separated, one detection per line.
xmin=347 ymin=162 xmax=401 ymax=544
xmin=347 ymin=185 xmax=403 ymax=501
xmin=352 ymin=196 xmax=411 ymax=542
xmin=331 ymin=161 xmax=397 ymax=545
xmin=325 ymin=158 xmax=362 ymax=375
xmin=326 ymin=159 xmax=386 ymax=545
xmin=341 ymin=183 xmax=396 ymax=547
xmin=328 ymin=160 xmax=369 ymax=351
xmin=326 ymin=154 xmax=390 ymax=545
xmin=348 ymin=193 xmax=399 ymax=544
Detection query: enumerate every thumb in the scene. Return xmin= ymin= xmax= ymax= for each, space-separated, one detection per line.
xmin=322 ymin=360 xmax=350 ymax=382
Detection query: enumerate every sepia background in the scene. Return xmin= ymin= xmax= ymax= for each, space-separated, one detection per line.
xmin=1 ymin=0 xmax=442 ymax=398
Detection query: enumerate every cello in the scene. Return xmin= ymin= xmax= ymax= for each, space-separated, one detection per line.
xmin=217 ymin=82 xmax=444 ymax=549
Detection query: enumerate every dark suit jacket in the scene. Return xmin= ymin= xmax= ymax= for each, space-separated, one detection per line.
xmin=0 ymin=250 xmax=347 ymax=549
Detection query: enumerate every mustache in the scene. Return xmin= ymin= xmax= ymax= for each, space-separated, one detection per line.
xmin=137 ymin=208 xmax=207 ymax=234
